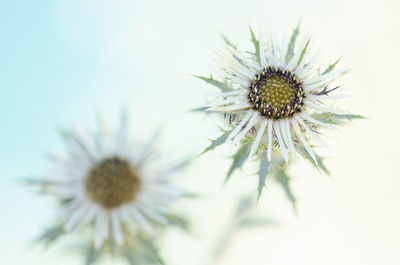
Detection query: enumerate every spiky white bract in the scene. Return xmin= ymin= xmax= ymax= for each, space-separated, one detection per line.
xmin=200 ymin=25 xmax=350 ymax=166
xmin=33 ymin=113 xmax=185 ymax=253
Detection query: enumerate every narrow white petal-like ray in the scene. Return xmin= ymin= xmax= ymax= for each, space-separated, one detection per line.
xmin=94 ymin=214 xmax=104 ymax=249
xmin=46 ymin=184 xmax=78 ymax=198
xmin=226 ymin=46 xmax=246 ymax=61
xmin=273 ymin=31 xmax=285 ymax=68
xmin=300 ymin=113 xmax=336 ymax=129
xmin=270 ymin=32 xmax=277 ymax=58
xmin=279 ymin=120 xmax=290 ymax=150
xmin=228 ymin=67 xmax=252 ymax=81
xmin=227 ymin=111 xmax=254 ymax=141
xmin=304 ymin=47 xmax=322 ymax=67
xmin=140 ymin=206 xmax=167 ymax=224
xmin=47 ymin=154 xmax=83 ymax=173
xmin=94 ymin=211 xmax=109 ymax=249
xmin=305 ymin=100 xmax=348 ymax=114
xmin=64 ymin=204 xmax=88 ymax=232
xmin=205 ymin=90 xmax=248 ymax=98
xmin=259 ymin=33 xmax=267 ymax=66
xmin=295 ymin=115 xmax=328 ymax=148
xmin=249 ymin=119 xmax=268 ymax=157
xmin=280 ymin=32 xmax=289 ymax=65
xmin=267 ymin=39 xmax=275 ymax=66
xmin=305 ymin=81 xmax=325 ymax=91
xmin=232 ymin=112 xmax=259 ymax=145
xmin=119 ymin=206 xmax=131 ymax=223
xmin=273 ymin=122 xmax=288 ymax=163
xmin=306 ymin=94 xmax=351 ymax=101
xmin=204 ymin=95 xmax=246 ymax=107
xmin=271 ymin=33 xmax=280 ymax=66
xmin=286 ymin=39 xmax=305 ymax=70
xmin=305 ymin=71 xmax=345 ymax=90
xmin=61 ymin=198 xmax=81 ymax=217
xmin=72 ymin=128 xmax=98 ymax=160
xmin=285 ymin=119 xmax=297 ymax=158
xmin=130 ymin=208 xmax=153 ymax=233
xmin=78 ymin=204 xmax=98 ymax=228
xmin=227 ymin=48 xmax=260 ymax=72
xmin=101 ymin=212 xmax=110 ymax=240
xmin=267 ymin=120 xmax=273 ymax=161
xmin=294 ymin=123 xmax=318 ymax=165
xmin=304 ymin=69 xmax=345 ymax=86
xmin=145 ymin=185 xmax=182 ymax=198
xmin=116 ymin=113 xmax=128 ymax=149
xmin=229 ymin=60 xmax=255 ymax=79
xmin=111 ymin=210 xmax=124 ymax=245
xmin=119 ymin=207 xmax=137 ymax=234
xmin=206 ymin=102 xmax=251 ymax=112
xmin=140 ymin=195 xmax=169 ymax=214
xmin=227 ymin=74 xmax=250 ymax=87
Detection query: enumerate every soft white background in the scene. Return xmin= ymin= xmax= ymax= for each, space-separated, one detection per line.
xmin=1 ymin=0 xmax=399 ymax=264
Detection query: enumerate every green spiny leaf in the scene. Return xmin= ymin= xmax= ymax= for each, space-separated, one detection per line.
xmin=286 ymin=22 xmax=301 ymax=63
xmin=312 ymin=113 xmax=365 ymax=125
xmin=249 ymin=25 xmax=260 ymax=64
xmin=194 ymin=75 xmax=232 ymax=92
xmin=22 ymin=177 xmax=52 ymax=187
xmin=297 ymin=38 xmax=310 ymax=67
xmin=84 ymin=245 xmax=101 ymax=265
xmin=200 ymin=130 xmax=231 ymax=155
xmin=166 ymin=214 xmax=191 ymax=233
xmin=139 ymin=240 xmax=166 ymax=265
xmin=169 ymin=156 xmax=193 ymax=171
xmin=58 ymin=129 xmax=91 ymax=156
xmin=35 ymin=224 xmax=65 ymax=248
xmin=125 ymin=253 xmax=139 ymax=265
xmin=221 ymin=34 xmax=237 ymax=50
xmin=240 ymin=217 xmax=277 ymax=227
xmin=225 ymin=144 xmax=250 ymax=183
xmin=317 ymin=156 xmax=330 ymax=176
xmin=190 ymin=106 xmax=208 ymax=113
xmin=310 ymin=113 xmax=337 ymax=124
xmin=257 ymin=154 xmax=270 ymax=201
xmin=329 ymin=114 xmax=366 ymax=121
xmin=235 ymin=195 xmax=253 ymax=215
xmin=321 ymin=58 xmax=341 ymax=75
xmin=297 ymin=146 xmax=320 ymax=171
xmin=297 ymin=147 xmax=330 ymax=177
xmin=275 ymin=169 xmax=297 ymax=212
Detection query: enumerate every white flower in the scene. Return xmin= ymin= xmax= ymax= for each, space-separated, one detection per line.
xmin=34 ymin=112 xmax=184 ymax=250
xmin=200 ymin=25 xmax=350 ymax=165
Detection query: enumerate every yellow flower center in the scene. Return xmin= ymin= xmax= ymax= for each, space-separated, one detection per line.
xmin=85 ymin=157 xmax=141 ymax=209
xmin=248 ymin=66 xmax=305 ymax=119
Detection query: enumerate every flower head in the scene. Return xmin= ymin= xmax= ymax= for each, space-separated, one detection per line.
xmin=28 ymin=111 xmax=189 ymax=264
xmin=197 ymin=24 xmax=361 ymax=200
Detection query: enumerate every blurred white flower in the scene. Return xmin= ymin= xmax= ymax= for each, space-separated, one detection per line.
xmin=29 ymin=111 xmax=190 ymax=264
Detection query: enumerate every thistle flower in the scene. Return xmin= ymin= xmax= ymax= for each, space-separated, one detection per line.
xmin=197 ymin=24 xmax=362 ymax=200
xmin=28 ymin=112 xmax=189 ymax=264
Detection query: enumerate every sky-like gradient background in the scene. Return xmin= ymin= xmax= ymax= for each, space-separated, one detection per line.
xmin=1 ymin=0 xmax=400 ymax=264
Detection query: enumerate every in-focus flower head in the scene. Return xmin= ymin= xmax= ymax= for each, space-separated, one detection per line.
xmin=197 ymin=24 xmax=362 ymax=200
xmin=28 ymin=111 xmax=190 ymax=264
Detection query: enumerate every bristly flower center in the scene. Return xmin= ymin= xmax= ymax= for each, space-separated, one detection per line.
xmin=85 ymin=157 xmax=141 ymax=209
xmin=248 ymin=66 xmax=305 ymax=119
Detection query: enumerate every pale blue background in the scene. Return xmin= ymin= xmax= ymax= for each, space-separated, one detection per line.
xmin=1 ymin=0 xmax=400 ymax=265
